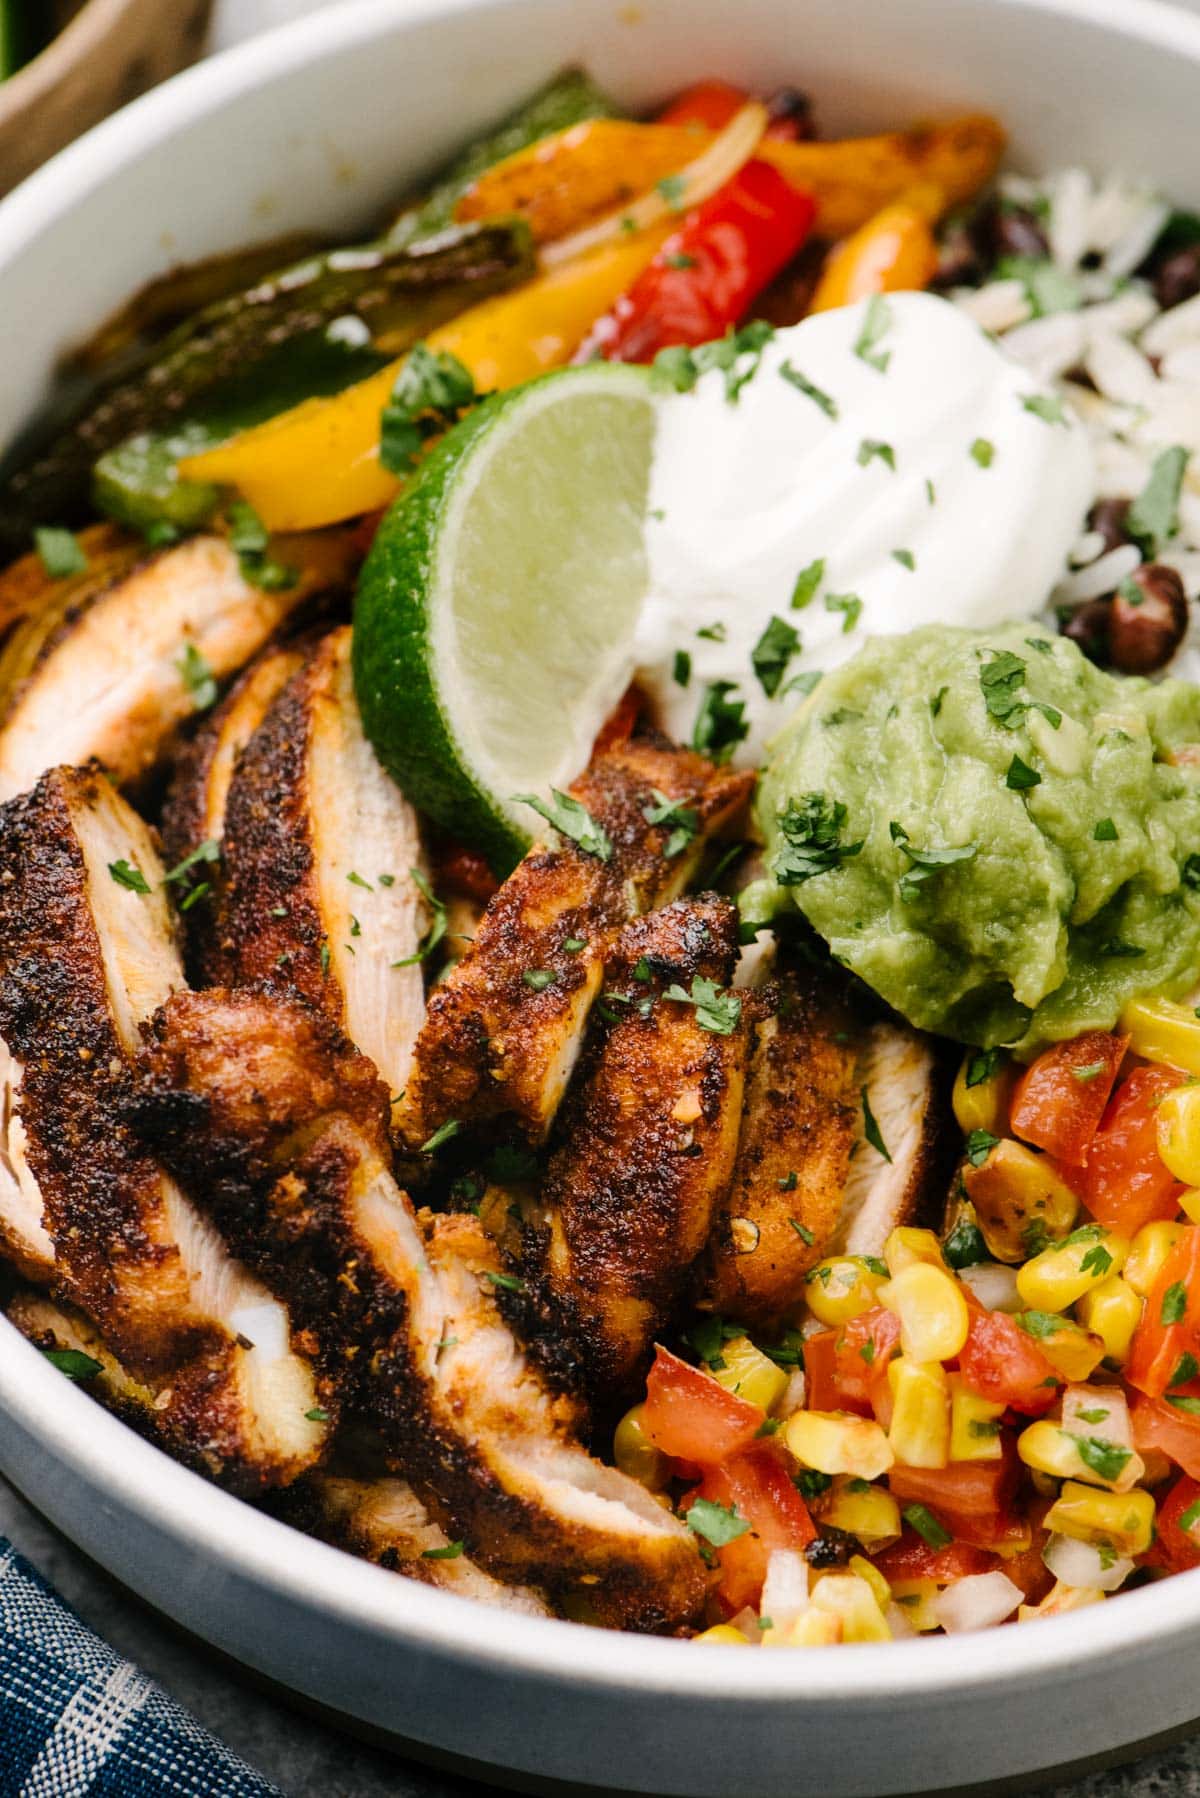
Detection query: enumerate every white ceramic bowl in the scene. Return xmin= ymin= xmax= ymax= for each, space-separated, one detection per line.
xmin=4 ymin=2 xmax=1200 ymax=1791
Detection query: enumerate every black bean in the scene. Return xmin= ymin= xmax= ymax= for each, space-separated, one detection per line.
xmin=1086 ymin=497 xmax=1133 ymax=555
xmin=1154 ymin=244 xmax=1200 ymax=312
xmin=1060 ymin=597 xmax=1112 ymax=665
xmin=1108 ymin=564 xmax=1189 ymax=673
xmin=803 ymin=1525 xmax=864 ymax=1570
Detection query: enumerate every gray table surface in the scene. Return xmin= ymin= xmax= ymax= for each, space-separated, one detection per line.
xmin=4 ymin=1474 xmax=1200 ymax=1798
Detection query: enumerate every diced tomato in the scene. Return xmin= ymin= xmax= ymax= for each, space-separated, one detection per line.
xmin=801 ymin=1311 xmax=899 ymax=1420
xmin=586 ymin=160 xmax=816 ymax=365
xmin=1010 ymin=1032 xmax=1127 ymax=1166
xmin=1128 ymin=1227 xmax=1200 ymax=1399
xmin=657 ymin=79 xmax=751 ymax=130
xmin=992 ymin=1510 xmax=1055 ymax=1605
xmin=1082 ymin=1065 xmax=1189 ymax=1234
xmin=958 ymin=1309 xmax=1061 ymax=1416
xmin=873 ymin=1532 xmax=995 ymax=1584
xmin=1145 ymin=1474 xmax=1200 ymax=1573
xmin=1131 ymin=1390 xmax=1200 ymax=1482
xmin=430 ymin=836 xmax=499 ymax=904
xmin=591 ymin=684 xmax=642 ymax=755
xmin=889 ymin=1452 xmax=1018 ymax=1536
xmin=688 ymin=1445 xmax=816 ymax=1613
xmin=798 ymin=1328 xmax=847 ymax=1413
xmin=642 ymin=1346 xmax=763 ymax=1464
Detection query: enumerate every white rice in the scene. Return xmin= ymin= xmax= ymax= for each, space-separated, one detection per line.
xmin=950 ymin=168 xmax=1200 ymax=680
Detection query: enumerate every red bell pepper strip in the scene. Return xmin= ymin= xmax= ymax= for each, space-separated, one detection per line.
xmin=580 ymin=158 xmax=817 ymax=365
xmin=686 ymin=1445 xmax=815 ymax=1613
xmin=1009 ymin=1031 xmax=1128 ymax=1166
xmin=1082 ymin=1065 xmax=1189 ymax=1234
xmin=642 ymin=1345 xmax=763 ymax=1464
xmin=657 ymin=80 xmax=752 ymax=130
xmin=1127 ymin=1226 xmax=1200 ymax=1399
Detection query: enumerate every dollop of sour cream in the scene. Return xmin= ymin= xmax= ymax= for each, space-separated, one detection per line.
xmin=634 ymin=291 xmax=1095 ymax=764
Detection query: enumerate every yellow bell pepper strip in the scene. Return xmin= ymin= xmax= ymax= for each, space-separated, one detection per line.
xmin=178 ymin=225 xmax=671 ymax=532
xmin=809 ymin=185 xmax=943 ymax=312
xmin=454 ymin=114 xmax=1005 ymax=246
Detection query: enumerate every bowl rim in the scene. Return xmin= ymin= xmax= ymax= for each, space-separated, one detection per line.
xmin=5 ymin=0 xmax=1200 ymax=1709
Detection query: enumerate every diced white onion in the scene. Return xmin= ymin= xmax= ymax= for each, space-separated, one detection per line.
xmin=761 ymin=1550 xmax=809 ymax=1629
xmin=885 ymin=1601 xmax=917 ymax=1639
xmin=541 ymin=102 xmax=768 ymax=268
xmin=1061 ymin=1384 xmax=1132 ymax=1450
xmin=958 ymin=1262 xmax=1022 ymax=1312
xmin=932 ymin=1571 xmax=1022 ymax=1634
xmin=1042 ymin=1532 xmax=1134 ymax=1593
xmin=778 ymin=1367 xmax=807 ymax=1418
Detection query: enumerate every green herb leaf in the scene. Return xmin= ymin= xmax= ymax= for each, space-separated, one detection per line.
xmin=686 ymin=1497 xmax=752 ymax=1547
xmin=824 ymin=592 xmax=863 ymax=634
xmin=857 ymin=438 xmax=896 ymax=471
xmin=306 ymin=1407 xmax=330 ymax=1423
xmin=944 ymin=1217 xmax=988 ymax=1269
xmin=108 ymin=859 xmax=151 ymax=894
xmin=484 ymin=1270 xmax=523 ymax=1294
xmin=1021 ymin=392 xmax=1069 ymax=426
xmin=903 ymin=1504 xmax=952 ymax=1548
xmin=1006 ymin=753 xmax=1041 ymax=791
xmin=794 ymin=1469 xmax=832 ymax=1500
xmin=772 ymin=792 xmax=863 ymax=886
xmin=563 ymin=936 xmax=587 ymax=954
xmin=791 ymin=557 xmax=825 ymax=610
xmin=522 ymin=968 xmax=556 ymax=992
xmin=1070 ymin=1435 xmax=1132 ymax=1483
xmin=966 ymin=1049 xmax=1002 ymax=1088
xmin=979 ymin=648 xmax=1027 ymax=728
xmin=380 ymin=341 xmax=479 ymax=474
xmin=965 ymin=1129 xmax=999 ymax=1168
xmin=673 ymin=649 xmax=692 ymax=687
xmin=391 ymin=867 xmax=449 ymax=967
xmin=643 ymin=788 xmax=700 ymax=858
xmin=751 ymin=614 xmax=802 ymax=697
xmin=779 ymin=361 xmax=838 ymax=417
xmin=421 ymin=1118 xmax=461 ymax=1154
xmin=861 ymin=1085 xmax=893 ymax=1163
xmin=227 ymin=499 xmax=296 ymax=591
xmin=41 ymin=1347 xmax=103 ymax=1381
xmin=789 ymin=1216 xmax=814 ymax=1244
xmin=1162 ymin=1282 xmax=1188 ymax=1325
xmin=691 ymin=680 xmax=749 ymax=764
xmin=1079 ymin=1243 xmax=1113 ymax=1277
xmin=162 ymin=839 xmax=219 ymax=885
xmin=894 ymin=830 xmax=977 ymax=902
xmin=514 ymin=789 xmax=613 ymax=861
xmin=1126 ymin=445 xmax=1189 ymax=557
xmin=663 ymin=975 xmax=742 ymax=1036
xmin=421 ymin=1540 xmax=466 ymax=1560
xmin=34 ymin=525 xmax=87 ymax=579
xmin=176 ymin=641 xmax=218 ymax=712
xmin=970 ymin=438 xmax=995 ymax=468
xmin=696 ymin=621 xmax=727 ymax=643
xmin=854 ymin=294 xmax=893 ymax=372
xmin=892 ymin=548 xmax=915 ymax=571
xmin=1094 ymin=819 xmax=1118 ymax=842
xmin=1170 ymin=1352 xmax=1200 ymax=1388
xmin=1168 ymin=1393 xmax=1200 ymax=1415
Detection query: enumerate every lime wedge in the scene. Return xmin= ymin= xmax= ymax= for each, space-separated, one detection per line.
xmin=352 ymin=363 xmax=659 ymax=872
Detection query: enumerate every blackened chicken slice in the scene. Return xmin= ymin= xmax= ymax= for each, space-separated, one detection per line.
xmin=136 ymin=989 xmax=707 ymax=1630
xmin=0 ymin=530 xmax=354 ymax=804
xmin=398 ymin=736 xmax=752 ymax=1151
xmin=523 ymin=895 xmax=749 ymax=1398
xmin=6 ymin=1289 xmax=329 ymax=1496
xmin=161 ymin=639 xmax=308 ymax=983
xmin=220 ymin=626 xmax=429 ymax=1099
xmin=702 ymin=959 xmax=859 ymax=1328
xmin=294 ymin=1475 xmax=552 ymax=1614
xmin=0 ymin=767 xmax=326 ymax=1486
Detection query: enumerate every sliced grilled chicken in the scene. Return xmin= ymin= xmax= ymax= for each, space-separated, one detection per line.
xmin=398 ymin=735 xmax=753 ymax=1151
xmin=220 ymin=626 xmax=428 ymax=1099
xmin=524 ymin=895 xmax=749 ymax=1397
xmin=703 ymin=960 xmax=859 ymax=1327
xmin=296 ymin=1477 xmax=553 ymax=1614
xmin=6 ymin=1290 xmax=330 ymax=1495
xmin=0 ymin=767 xmax=327 ymax=1487
xmin=0 ymin=523 xmax=143 ymax=656
xmin=136 ymin=988 xmax=707 ymax=1630
xmin=831 ymin=1020 xmax=955 ymax=1257
xmin=0 ymin=530 xmax=354 ymax=805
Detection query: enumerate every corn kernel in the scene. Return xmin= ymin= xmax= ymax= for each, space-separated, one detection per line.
xmin=710 ymin=1335 xmax=789 ymax=1414
xmin=1181 ymin=1189 xmax=1200 ymax=1226
xmin=1124 ymin=1222 xmax=1188 ymax=1297
xmin=784 ymin=1410 xmax=895 ymax=1480
xmin=887 ymin=1356 xmax=950 ymax=1468
xmin=1017 ymin=1228 xmax=1128 ymax=1315
xmin=694 ymin=1624 xmax=750 ymax=1645
xmin=762 ymin=1608 xmax=843 ymax=1647
xmin=1017 ymin=1419 xmax=1144 ymax=1491
xmin=953 ymin=1053 xmax=1017 ymax=1137
xmin=1076 ymin=1275 xmax=1143 ymax=1363
xmin=824 ymin=1478 xmax=902 ymax=1546
xmin=949 ymin=1373 xmax=1005 ymax=1462
xmin=1017 ymin=1579 xmax=1106 ymax=1621
xmin=848 ymin=1554 xmax=892 ymax=1612
xmin=805 ymin=1256 xmax=886 ymax=1328
xmin=1043 ymin=1481 xmax=1156 ymax=1556
xmin=613 ymin=1404 xmax=669 ymax=1490
xmin=961 ymin=1138 xmax=1079 ymax=1264
xmin=883 ymin=1226 xmax=946 ymax=1274
xmin=881 ymin=1261 xmax=969 ymax=1361
xmin=809 ymin=1573 xmax=892 ymax=1642
xmin=1157 ymin=1087 xmax=1200 ymax=1186
xmin=888 ymin=1578 xmax=940 ymax=1631
xmin=1121 ymin=995 xmax=1200 ymax=1077
xmin=1032 ymin=1318 xmax=1106 ymax=1383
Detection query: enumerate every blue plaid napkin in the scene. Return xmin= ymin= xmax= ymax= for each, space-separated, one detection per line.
xmin=0 ymin=1537 xmax=280 ymax=1796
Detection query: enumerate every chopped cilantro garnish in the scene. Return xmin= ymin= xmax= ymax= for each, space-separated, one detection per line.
xmin=779 ymin=360 xmax=838 ymax=418
xmin=1070 ymin=1435 xmax=1132 ymax=1483
xmin=643 ymin=788 xmax=700 ymax=858
xmin=966 ymin=1048 xmax=1002 ymax=1088
xmin=484 ymin=1270 xmax=523 ymax=1294
xmin=1022 ymin=392 xmax=1069 ymax=426
xmin=692 ymin=680 xmax=749 ymax=764
xmin=968 ymin=1418 xmax=1001 ymax=1439
xmin=751 ymin=614 xmax=801 ymax=697
xmin=421 ymin=1118 xmax=461 ymax=1154
xmin=108 ymin=859 xmax=150 ymax=894
xmin=522 ymin=968 xmax=556 ymax=992
xmin=857 ymin=438 xmax=896 ymax=471
xmin=794 ymin=1469 xmax=832 ymax=1500
xmin=970 ymin=438 xmax=995 ymax=468
xmin=944 ymin=1217 xmax=988 ymax=1269
xmin=1168 ymin=1394 xmax=1200 ymax=1415
xmin=1006 ymin=753 xmax=1041 ymax=791
xmin=162 ymin=838 xmax=219 ymax=886
xmin=305 ymin=1407 xmax=330 ymax=1423
xmin=563 ymin=936 xmax=587 ymax=954
xmin=696 ymin=621 xmax=727 ymax=642
xmin=1162 ymin=1282 xmax=1188 ymax=1325
xmin=514 ymin=789 xmax=613 ymax=861
xmin=391 ymin=867 xmax=449 ymax=968
xmin=772 ymin=792 xmax=863 ymax=886
xmin=673 ymin=649 xmax=692 ymax=688
xmin=979 ymin=649 xmax=1027 ymax=728
xmin=227 ymin=498 xmax=296 ymax=591
xmin=853 ymin=294 xmax=893 ymax=373
xmin=686 ymin=1497 xmax=751 ymax=1547
xmin=965 ymin=1129 xmax=999 ymax=1167
xmin=861 ymin=1085 xmax=892 ymax=1164
xmin=1126 ymin=445 xmax=1189 ymax=557
xmin=41 ymin=1347 xmax=103 ymax=1380
xmin=656 ymin=172 xmax=687 ymax=210
xmin=903 ymin=1504 xmax=952 ymax=1549
xmin=791 ymin=557 xmax=825 ymax=610
xmin=1170 ymin=1352 xmax=1200 ymax=1388
xmin=926 ymin=478 xmax=937 ymax=505
xmin=34 ymin=525 xmax=87 ymax=579
xmin=347 ymin=871 xmax=373 ymax=891
xmin=789 ymin=1217 xmax=814 ymax=1245
xmin=422 ymin=1540 xmax=465 ymax=1560
xmin=1079 ymin=1243 xmax=1114 ymax=1277
xmin=892 ymin=548 xmax=915 ymax=571
xmin=1094 ymin=819 xmax=1118 ymax=841
xmin=380 ymin=341 xmax=478 ymax=474
xmin=652 ymin=323 xmax=775 ymax=403
xmin=1180 ymin=1499 xmax=1200 ymax=1535
xmin=663 ymin=975 xmax=741 ymax=1036
xmin=176 ymin=641 xmax=218 ymax=712
xmin=824 ymin=592 xmax=863 ymax=634
xmin=891 ymin=823 xmax=977 ymax=901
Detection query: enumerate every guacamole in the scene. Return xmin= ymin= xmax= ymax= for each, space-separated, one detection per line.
xmin=745 ymin=622 xmax=1200 ymax=1053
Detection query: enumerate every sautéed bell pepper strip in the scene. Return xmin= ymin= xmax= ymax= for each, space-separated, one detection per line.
xmin=642 ymin=1344 xmax=764 ymax=1463
xmin=1082 ymin=1064 xmax=1189 ymax=1234
xmin=581 ymin=159 xmax=816 ymax=364
xmin=809 ymin=184 xmax=942 ymax=312
xmin=1008 ymin=1031 xmax=1128 ymax=1167
xmin=176 ymin=224 xmax=671 ymax=532
xmin=687 ymin=1446 xmax=816 ymax=1613
xmin=1127 ymin=1226 xmax=1200 ymax=1399
xmin=454 ymin=115 xmax=1006 ymax=245
xmin=658 ymin=80 xmax=810 ymax=142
